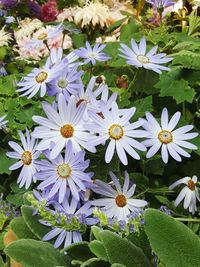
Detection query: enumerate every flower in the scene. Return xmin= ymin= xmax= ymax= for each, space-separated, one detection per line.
xmin=1 ymin=0 xmax=18 ymax=8
xmin=57 ymin=7 xmax=77 ymax=22
xmin=169 ymin=176 xmax=200 ymax=214
xmin=92 ymin=171 xmax=147 ymax=222
xmin=75 ymin=42 xmax=111 ymax=65
xmin=6 ymin=129 xmax=40 ymax=189
xmin=37 ymin=141 xmax=93 ymax=202
xmin=86 ymin=101 xmax=147 ymax=165
xmin=0 ymin=26 xmax=12 ymax=47
xmin=32 ymin=94 xmax=96 ymax=159
xmin=47 ymin=66 xmax=84 ymax=101
xmin=42 ymin=198 xmax=97 ymax=248
xmin=147 ymin=0 xmax=175 ymax=9
xmin=74 ymin=2 xmax=110 ymax=28
xmin=17 ymin=59 xmax=60 ymax=98
xmin=118 ymin=36 xmax=173 ymax=74
xmin=0 ymin=114 xmax=8 ymax=129
xmin=41 ymin=0 xmax=58 ymax=22
xmin=141 ymin=108 xmax=198 ymax=163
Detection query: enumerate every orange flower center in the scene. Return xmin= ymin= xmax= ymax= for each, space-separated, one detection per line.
xmin=187 ymin=179 xmax=196 ymax=191
xmin=60 ymin=124 xmax=74 ymax=138
xmin=115 ymin=194 xmax=127 ymax=207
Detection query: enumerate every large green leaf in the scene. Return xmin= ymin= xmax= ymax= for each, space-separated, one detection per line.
xmin=80 ymin=258 xmax=110 ymax=267
xmin=99 ymin=230 xmax=152 ymax=267
xmin=63 ymin=242 xmax=95 ymax=262
xmin=21 ymin=205 xmax=50 ymax=240
xmin=0 ymin=149 xmax=15 ymax=175
xmin=89 ymin=240 xmax=108 ymax=262
xmin=10 ymin=216 xmax=37 ymax=239
xmin=144 ymin=209 xmax=200 ymax=267
xmin=4 ymin=239 xmax=67 ymax=267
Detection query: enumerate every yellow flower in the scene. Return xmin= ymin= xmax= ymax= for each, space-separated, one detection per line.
xmin=0 ymin=26 xmax=12 ymax=47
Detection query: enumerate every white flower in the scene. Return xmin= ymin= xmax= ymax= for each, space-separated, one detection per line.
xmin=92 ymin=171 xmax=147 ymax=222
xmin=0 ymin=26 xmax=12 ymax=47
xmin=6 ymin=129 xmax=40 ymax=189
xmin=32 ymin=94 xmax=96 ymax=159
xmin=141 ymin=108 xmax=198 ymax=163
xmin=17 ymin=59 xmax=61 ymax=98
xmin=86 ymin=101 xmax=147 ymax=165
xmin=118 ymin=36 xmax=173 ymax=74
xmin=74 ymin=2 xmax=110 ymax=28
xmin=0 ymin=114 xmax=8 ymax=130
xmin=169 ymin=176 xmax=200 ymax=214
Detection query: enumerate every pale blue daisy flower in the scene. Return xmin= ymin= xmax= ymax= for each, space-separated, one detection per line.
xmin=86 ymin=101 xmax=148 ymax=165
xmin=147 ymin=0 xmax=175 ymax=9
xmin=118 ymin=36 xmax=173 ymax=74
xmin=6 ymin=129 xmax=40 ymax=189
xmin=47 ymin=66 xmax=84 ymax=101
xmin=141 ymin=107 xmax=198 ymax=163
xmin=17 ymin=59 xmax=61 ymax=98
xmin=36 ymin=140 xmax=93 ymax=202
xmin=92 ymin=171 xmax=147 ymax=222
xmin=75 ymin=41 xmax=111 ymax=65
xmin=32 ymin=94 xmax=96 ymax=159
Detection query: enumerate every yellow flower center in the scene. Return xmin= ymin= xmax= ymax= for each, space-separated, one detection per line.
xmin=158 ymin=130 xmax=173 ymax=144
xmin=187 ymin=179 xmax=196 ymax=191
xmin=87 ymin=52 xmax=97 ymax=59
xmin=137 ymin=55 xmax=150 ymax=64
xmin=21 ymin=151 xmax=32 ymax=165
xmin=35 ymin=71 xmax=48 ymax=83
xmin=57 ymin=163 xmax=71 ymax=179
xmin=38 ymin=32 xmax=47 ymax=40
xmin=115 ymin=194 xmax=127 ymax=207
xmin=60 ymin=124 xmax=74 ymax=138
xmin=108 ymin=124 xmax=124 ymax=140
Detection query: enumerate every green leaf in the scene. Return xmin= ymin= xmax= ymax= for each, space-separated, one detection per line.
xmin=120 ymin=20 xmax=141 ymax=42
xmin=0 ymin=149 xmax=15 ymax=175
xmin=106 ymin=17 xmax=127 ymax=33
xmin=155 ymin=70 xmax=196 ymax=104
xmin=99 ymin=230 xmax=152 ymax=267
xmin=6 ymin=182 xmax=27 ymax=207
xmin=5 ymin=239 xmax=66 ymax=267
xmin=63 ymin=242 xmax=95 ymax=262
xmin=10 ymin=216 xmax=37 ymax=239
xmin=0 ymin=256 xmax=4 ymax=267
xmin=81 ymin=258 xmax=110 ymax=267
xmin=91 ymin=226 xmax=103 ymax=241
xmin=72 ymin=33 xmax=87 ymax=48
xmin=132 ymin=96 xmax=153 ymax=120
xmin=144 ymin=209 xmax=200 ymax=267
xmin=21 ymin=205 xmax=50 ymax=240
xmin=89 ymin=240 xmax=108 ymax=262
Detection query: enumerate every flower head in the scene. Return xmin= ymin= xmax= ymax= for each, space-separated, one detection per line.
xmin=169 ymin=176 xmax=200 ymax=214
xmin=47 ymin=66 xmax=84 ymax=101
xmin=32 ymin=94 xmax=96 ymax=159
xmin=141 ymin=108 xmax=198 ymax=163
xmin=92 ymin=171 xmax=147 ymax=222
xmin=37 ymin=141 xmax=93 ymax=202
xmin=75 ymin=42 xmax=111 ymax=65
xmin=118 ymin=36 xmax=173 ymax=74
xmin=86 ymin=101 xmax=147 ymax=165
xmin=17 ymin=59 xmax=61 ymax=98
xmin=6 ymin=129 xmax=40 ymax=189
